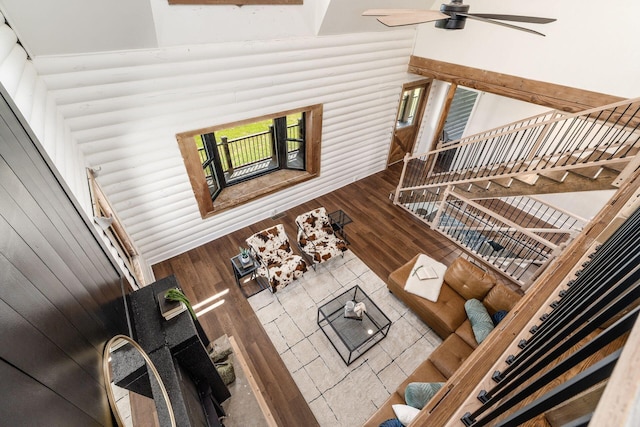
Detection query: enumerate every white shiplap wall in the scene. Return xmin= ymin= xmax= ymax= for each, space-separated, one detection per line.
xmin=33 ymin=30 xmax=418 ymax=265
xmin=0 ymin=13 xmax=145 ymax=286
xmin=0 ymin=12 xmax=91 ymax=212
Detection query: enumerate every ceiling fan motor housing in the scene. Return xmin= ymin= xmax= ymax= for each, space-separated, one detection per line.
xmin=436 ymin=1 xmax=470 ymax=30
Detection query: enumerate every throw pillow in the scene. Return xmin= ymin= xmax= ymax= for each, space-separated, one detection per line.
xmin=492 ymin=309 xmax=508 ymax=326
xmin=405 ymin=382 xmax=444 ymax=409
xmin=379 ymin=419 xmax=404 ymax=427
xmin=391 ymin=404 xmax=421 ymax=426
xmin=465 ymin=298 xmax=495 ymax=344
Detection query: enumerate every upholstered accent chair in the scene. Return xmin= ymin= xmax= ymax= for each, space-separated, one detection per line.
xmin=295 ymin=207 xmax=348 ymax=268
xmin=246 ymin=224 xmax=307 ymax=292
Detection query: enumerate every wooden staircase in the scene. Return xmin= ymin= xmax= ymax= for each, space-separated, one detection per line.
xmin=397 ymin=98 xmax=640 ymax=200
xmin=462 ymin=145 xmax=639 ymax=198
xmin=394 ymin=97 xmax=640 ymax=287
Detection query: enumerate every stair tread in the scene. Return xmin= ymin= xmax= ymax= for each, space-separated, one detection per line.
xmin=569 ymin=165 xmax=604 ymax=179
xmin=513 ymin=173 xmax=540 ymax=185
xmin=490 ymin=177 xmax=513 ymax=188
xmin=538 ymin=170 xmax=569 ymax=183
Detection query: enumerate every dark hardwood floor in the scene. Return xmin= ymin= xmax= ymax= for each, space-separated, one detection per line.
xmin=152 ymin=163 xmax=463 ymax=426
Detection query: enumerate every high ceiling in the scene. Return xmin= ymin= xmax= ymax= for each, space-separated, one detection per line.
xmin=0 ymin=0 xmax=434 ymax=57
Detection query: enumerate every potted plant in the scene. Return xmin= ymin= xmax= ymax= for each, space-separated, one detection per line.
xmin=164 ymin=288 xmax=196 ymax=320
xmin=239 ymin=247 xmax=252 ymax=266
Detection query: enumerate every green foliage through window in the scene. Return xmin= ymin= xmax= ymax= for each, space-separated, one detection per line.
xmin=199 ymin=113 xmax=306 ymax=201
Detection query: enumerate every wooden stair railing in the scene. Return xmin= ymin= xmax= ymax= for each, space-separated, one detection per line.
xmin=396 ymin=189 xmax=584 ymax=288
xmin=393 ymin=99 xmax=640 ymax=287
xmin=396 ymin=97 xmax=640 ymax=199
xmin=408 ymin=165 xmax=640 ymax=427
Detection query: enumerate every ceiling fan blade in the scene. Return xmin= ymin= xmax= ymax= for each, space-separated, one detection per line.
xmin=457 ymin=13 xmax=547 ymax=36
xmin=363 ymin=9 xmax=429 ymax=16
xmin=376 ymin=11 xmax=449 ymax=27
xmin=467 ymin=14 xmax=556 ymax=24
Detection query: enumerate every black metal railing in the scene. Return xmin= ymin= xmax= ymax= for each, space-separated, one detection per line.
xmin=432 ymin=193 xmax=562 ymax=284
xmin=198 ymin=120 xmax=302 ymax=183
xmin=398 ymin=98 xmax=640 ymax=192
xmin=460 ymin=204 xmax=640 ymax=426
xmin=397 ymin=190 xmax=583 ymax=286
xmin=475 ymin=196 xmax=583 ymax=247
xmin=219 ymin=131 xmax=274 ymax=174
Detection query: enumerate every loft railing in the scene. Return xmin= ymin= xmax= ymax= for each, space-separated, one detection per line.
xmin=459 ymin=203 xmax=640 ymax=426
xmin=396 ymin=97 xmax=640 ymax=195
xmin=393 ymin=98 xmax=639 ymax=286
xmin=397 ymin=188 xmax=583 ymax=286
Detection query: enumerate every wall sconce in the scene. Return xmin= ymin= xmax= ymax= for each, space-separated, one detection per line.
xmin=94 ymin=215 xmax=114 ymax=230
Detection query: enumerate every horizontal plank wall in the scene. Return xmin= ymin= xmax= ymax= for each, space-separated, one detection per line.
xmin=0 ymin=86 xmax=127 ymax=424
xmin=0 ymin=12 xmax=148 ymax=286
xmin=33 ymin=30 xmax=418 ymax=264
xmin=0 ymin=12 xmax=91 ymax=213
xmin=408 ymin=56 xmax=624 ymax=112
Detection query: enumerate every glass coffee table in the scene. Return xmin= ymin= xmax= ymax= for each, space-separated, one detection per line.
xmin=317 ymin=285 xmax=392 ymax=365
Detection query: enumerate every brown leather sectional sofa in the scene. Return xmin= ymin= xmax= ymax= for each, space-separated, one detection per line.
xmin=363 ymin=256 xmax=521 ymax=427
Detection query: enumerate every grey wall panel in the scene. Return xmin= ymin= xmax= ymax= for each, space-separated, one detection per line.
xmin=0 ymin=86 xmax=127 ymax=424
xmin=0 ymin=97 xmax=122 ymax=307
xmin=0 ymin=359 xmax=105 ymax=427
xmin=0 ymin=251 xmax=103 ymax=374
xmin=0 ymin=299 xmax=107 ymax=421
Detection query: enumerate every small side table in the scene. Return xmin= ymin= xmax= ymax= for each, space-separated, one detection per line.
xmin=329 ymin=209 xmax=353 ymax=244
xmin=230 ymin=255 xmax=266 ymax=298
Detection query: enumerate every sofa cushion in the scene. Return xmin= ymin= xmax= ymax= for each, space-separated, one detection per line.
xmin=443 ymin=258 xmax=496 ymax=301
xmin=417 ymin=284 xmax=467 ymax=338
xmin=388 ymin=259 xmax=467 ymax=338
xmin=482 ymin=283 xmax=522 ymax=315
xmin=379 ymin=419 xmax=404 ymax=427
xmin=464 ymin=299 xmax=495 ymax=344
xmin=405 ymin=382 xmax=444 ymax=409
xmin=454 ymin=320 xmax=479 ymax=349
xmin=492 ymin=310 xmax=508 ymax=325
xmin=429 ymin=334 xmax=474 ymax=378
xmin=396 ymin=359 xmax=447 ymax=395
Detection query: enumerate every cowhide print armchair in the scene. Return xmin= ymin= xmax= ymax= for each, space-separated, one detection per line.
xmin=295 ymin=207 xmax=348 ymax=269
xmin=246 ymin=224 xmax=307 ymax=292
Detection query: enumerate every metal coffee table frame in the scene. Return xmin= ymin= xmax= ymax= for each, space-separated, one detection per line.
xmin=317 ymin=285 xmax=392 ymax=365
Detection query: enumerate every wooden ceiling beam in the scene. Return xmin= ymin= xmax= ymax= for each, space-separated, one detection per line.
xmin=408 ymin=56 xmax=624 ymax=113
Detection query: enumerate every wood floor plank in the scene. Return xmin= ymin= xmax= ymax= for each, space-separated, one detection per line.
xmin=152 ymin=163 xmax=463 ymax=425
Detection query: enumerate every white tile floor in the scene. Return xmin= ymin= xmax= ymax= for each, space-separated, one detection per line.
xmin=248 ymin=251 xmax=442 ymax=427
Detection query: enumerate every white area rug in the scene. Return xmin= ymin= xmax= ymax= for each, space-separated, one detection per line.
xmin=248 ymin=251 xmax=442 ymax=426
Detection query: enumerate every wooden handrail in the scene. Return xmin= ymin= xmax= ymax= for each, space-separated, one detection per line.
xmin=409 ymin=163 xmax=640 ymax=427
xmin=397 ymin=98 xmax=640 ymax=196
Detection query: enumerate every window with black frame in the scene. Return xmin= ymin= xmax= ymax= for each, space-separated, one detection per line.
xmin=176 ymin=104 xmax=321 ymax=218
xmin=198 ymin=113 xmax=306 ymax=201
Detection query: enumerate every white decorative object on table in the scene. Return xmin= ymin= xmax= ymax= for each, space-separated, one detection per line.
xmin=353 ymin=301 xmax=367 ymax=317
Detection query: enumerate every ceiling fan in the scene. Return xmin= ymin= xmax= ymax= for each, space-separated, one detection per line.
xmin=363 ymin=0 xmax=556 ymax=36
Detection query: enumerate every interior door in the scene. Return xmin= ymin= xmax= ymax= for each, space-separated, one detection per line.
xmin=387 ymin=79 xmax=431 ymax=166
